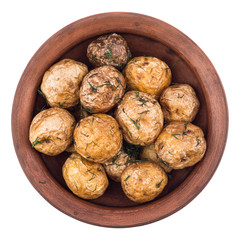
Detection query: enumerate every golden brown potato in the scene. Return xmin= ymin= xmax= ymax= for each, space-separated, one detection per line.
xmin=155 ymin=122 xmax=206 ymax=169
xmin=29 ymin=108 xmax=75 ymax=156
xmin=115 ymin=91 xmax=164 ymax=146
xmin=79 ymin=66 xmax=126 ymax=113
xmin=121 ymin=161 xmax=168 ymax=203
xmin=123 ymin=56 xmax=171 ymax=98
xmin=87 ymin=33 xmax=131 ymax=69
xmin=65 ymin=144 xmax=77 ymax=153
xmin=140 ymin=143 xmax=172 ymax=173
xmin=74 ymin=114 xmax=122 ymax=163
xmin=41 ymin=59 xmax=88 ymax=108
xmin=160 ymin=84 xmax=200 ymax=122
xmin=103 ymin=150 xmax=131 ymax=182
xmin=62 ymin=153 xmax=109 ymax=199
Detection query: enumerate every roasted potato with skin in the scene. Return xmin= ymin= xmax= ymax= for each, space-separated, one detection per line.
xmin=79 ymin=66 xmax=126 ymax=113
xmin=103 ymin=149 xmax=131 ymax=182
xmin=65 ymin=144 xmax=77 ymax=153
xmin=41 ymin=59 xmax=88 ymax=108
xmin=62 ymin=153 xmax=109 ymax=199
xmin=121 ymin=161 xmax=168 ymax=203
xmin=155 ymin=122 xmax=206 ymax=169
xmin=74 ymin=114 xmax=122 ymax=163
xmin=160 ymin=84 xmax=200 ymax=122
xmin=140 ymin=143 xmax=172 ymax=173
xmin=29 ymin=108 xmax=75 ymax=156
xmin=123 ymin=56 xmax=171 ymax=98
xmin=115 ymin=91 xmax=164 ymax=146
xmin=87 ymin=33 xmax=131 ymax=69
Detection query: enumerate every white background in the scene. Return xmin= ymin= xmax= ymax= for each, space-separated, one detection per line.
xmin=1 ymin=0 xmax=239 ymax=239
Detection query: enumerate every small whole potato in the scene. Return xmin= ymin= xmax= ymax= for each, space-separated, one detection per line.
xmin=41 ymin=59 xmax=88 ymax=108
xmin=74 ymin=114 xmax=122 ymax=163
xmin=87 ymin=33 xmax=131 ymax=69
xmin=79 ymin=66 xmax=126 ymax=113
xmin=155 ymin=122 xmax=207 ymax=169
xmin=140 ymin=143 xmax=172 ymax=173
xmin=121 ymin=161 xmax=168 ymax=203
xmin=160 ymin=84 xmax=200 ymax=122
xmin=123 ymin=56 xmax=171 ymax=98
xmin=103 ymin=150 xmax=131 ymax=182
xmin=115 ymin=91 xmax=164 ymax=146
xmin=62 ymin=153 xmax=109 ymax=199
xmin=29 ymin=108 xmax=76 ymax=156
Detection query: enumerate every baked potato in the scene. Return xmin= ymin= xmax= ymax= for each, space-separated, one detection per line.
xmin=155 ymin=122 xmax=206 ymax=169
xmin=103 ymin=149 xmax=131 ymax=182
xmin=123 ymin=56 xmax=171 ymax=98
xmin=74 ymin=114 xmax=122 ymax=163
xmin=87 ymin=33 xmax=131 ymax=69
xmin=140 ymin=143 xmax=172 ymax=173
xmin=41 ymin=59 xmax=88 ymax=108
xmin=115 ymin=91 xmax=164 ymax=146
xmin=121 ymin=161 xmax=168 ymax=203
xmin=160 ymin=84 xmax=200 ymax=122
xmin=79 ymin=65 xmax=126 ymax=113
xmin=29 ymin=107 xmax=75 ymax=156
xmin=62 ymin=153 xmax=109 ymax=199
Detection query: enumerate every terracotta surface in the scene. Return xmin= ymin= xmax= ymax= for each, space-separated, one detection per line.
xmin=11 ymin=12 xmax=228 ymax=227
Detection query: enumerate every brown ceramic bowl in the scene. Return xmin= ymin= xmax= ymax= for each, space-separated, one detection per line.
xmin=12 ymin=12 xmax=228 ymax=227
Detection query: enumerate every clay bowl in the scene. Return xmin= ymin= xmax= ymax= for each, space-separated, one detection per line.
xmin=12 ymin=12 xmax=228 ymax=227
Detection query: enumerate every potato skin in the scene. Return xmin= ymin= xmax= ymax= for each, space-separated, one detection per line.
xmin=115 ymin=91 xmax=164 ymax=146
xmin=41 ymin=59 xmax=88 ymax=108
xmin=155 ymin=122 xmax=207 ymax=169
xmin=140 ymin=143 xmax=172 ymax=173
xmin=121 ymin=161 xmax=168 ymax=203
xmin=79 ymin=66 xmax=126 ymax=113
xmin=74 ymin=114 xmax=123 ymax=163
xmin=123 ymin=56 xmax=171 ymax=98
xmin=160 ymin=84 xmax=200 ymax=122
xmin=29 ymin=108 xmax=76 ymax=156
xmin=103 ymin=150 xmax=131 ymax=182
xmin=62 ymin=153 xmax=109 ymax=199
xmin=87 ymin=33 xmax=131 ymax=69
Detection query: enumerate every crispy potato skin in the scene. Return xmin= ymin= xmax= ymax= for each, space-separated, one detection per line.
xmin=103 ymin=150 xmax=131 ymax=182
xmin=41 ymin=59 xmax=88 ymax=108
xmin=140 ymin=143 xmax=172 ymax=173
xmin=62 ymin=153 xmax=109 ymax=199
xmin=79 ymin=66 xmax=126 ymax=113
xmin=160 ymin=84 xmax=200 ymax=122
xmin=123 ymin=56 xmax=171 ymax=98
xmin=74 ymin=114 xmax=122 ymax=163
xmin=155 ymin=122 xmax=206 ymax=169
xmin=87 ymin=33 xmax=131 ymax=69
xmin=29 ymin=108 xmax=76 ymax=156
xmin=115 ymin=91 xmax=164 ymax=146
xmin=121 ymin=161 xmax=168 ymax=203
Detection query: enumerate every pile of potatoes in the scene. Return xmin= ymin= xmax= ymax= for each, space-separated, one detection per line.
xmin=29 ymin=33 xmax=206 ymax=203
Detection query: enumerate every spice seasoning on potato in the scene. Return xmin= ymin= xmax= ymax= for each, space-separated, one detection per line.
xmin=103 ymin=149 xmax=131 ymax=182
xmin=121 ymin=161 xmax=168 ymax=203
xmin=79 ymin=65 xmax=126 ymax=113
xmin=123 ymin=56 xmax=171 ymax=98
xmin=29 ymin=108 xmax=76 ymax=156
xmin=140 ymin=143 xmax=172 ymax=173
xmin=74 ymin=114 xmax=122 ymax=163
xmin=155 ymin=122 xmax=206 ymax=169
xmin=160 ymin=84 xmax=200 ymax=122
xmin=115 ymin=91 xmax=164 ymax=146
xmin=87 ymin=33 xmax=131 ymax=69
xmin=62 ymin=153 xmax=109 ymax=199
xmin=41 ymin=59 xmax=88 ymax=108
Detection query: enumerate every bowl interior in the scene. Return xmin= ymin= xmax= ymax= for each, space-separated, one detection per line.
xmin=33 ymin=33 xmax=208 ymax=207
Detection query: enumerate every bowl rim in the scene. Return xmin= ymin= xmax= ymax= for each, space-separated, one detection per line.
xmin=12 ymin=12 xmax=228 ymax=228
